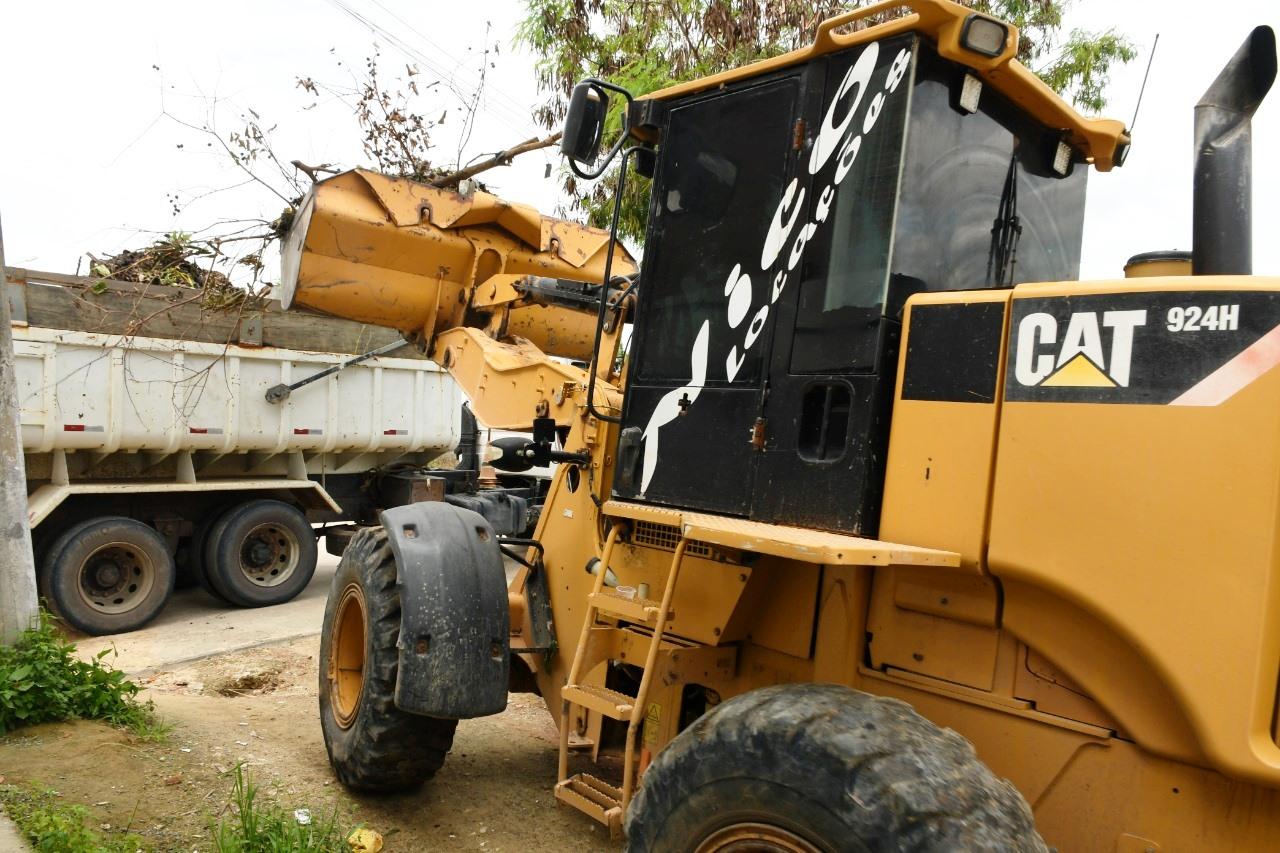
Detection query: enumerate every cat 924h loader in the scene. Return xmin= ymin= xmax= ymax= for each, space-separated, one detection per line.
xmin=282 ymin=0 xmax=1280 ymax=848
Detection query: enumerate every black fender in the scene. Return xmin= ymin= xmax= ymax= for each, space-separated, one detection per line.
xmin=380 ymin=502 xmax=509 ymax=718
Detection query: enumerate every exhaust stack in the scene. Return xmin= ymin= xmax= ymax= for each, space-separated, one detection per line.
xmin=1193 ymin=26 xmax=1276 ymax=275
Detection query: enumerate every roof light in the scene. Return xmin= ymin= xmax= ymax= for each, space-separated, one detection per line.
xmin=1053 ymin=140 xmax=1074 ymax=176
xmin=959 ymin=74 xmax=983 ymax=113
xmin=961 ymin=15 xmax=1009 ymax=58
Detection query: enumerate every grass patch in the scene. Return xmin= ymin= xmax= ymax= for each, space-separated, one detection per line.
xmin=0 ymin=612 xmax=168 ymax=741
xmin=0 ymin=782 xmax=146 ymax=852
xmin=212 ymin=764 xmax=354 ymax=852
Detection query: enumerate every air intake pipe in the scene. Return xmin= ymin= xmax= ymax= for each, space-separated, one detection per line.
xmin=1193 ymin=26 xmax=1276 ymax=275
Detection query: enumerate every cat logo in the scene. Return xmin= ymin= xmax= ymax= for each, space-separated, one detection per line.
xmin=1013 ymin=310 xmax=1147 ymax=388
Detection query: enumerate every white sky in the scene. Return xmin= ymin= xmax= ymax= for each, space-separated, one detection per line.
xmin=1 ymin=0 xmax=1277 ymax=281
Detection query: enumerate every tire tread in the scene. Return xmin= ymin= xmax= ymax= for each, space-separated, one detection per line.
xmin=319 ymin=526 xmax=457 ymax=791
xmin=625 ymin=683 xmax=1046 ymax=853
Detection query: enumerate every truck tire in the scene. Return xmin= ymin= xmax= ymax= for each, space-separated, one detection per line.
xmin=40 ymin=517 xmax=176 ymax=636
xmin=625 ymin=684 xmax=1046 ymax=853
xmin=319 ymin=525 xmax=458 ymax=791
xmin=203 ymin=500 xmax=318 ymax=607
xmin=186 ymin=505 xmax=232 ymax=603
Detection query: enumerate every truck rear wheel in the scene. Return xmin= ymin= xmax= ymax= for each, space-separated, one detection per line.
xmin=319 ymin=525 xmax=458 ymax=791
xmin=204 ymin=500 xmax=317 ymax=607
xmin=40 ymin=517 xmax=175 ymax=636
xmin=625 ymin=684 xmax=1046 ymax=853
xmin=186 ymin=504 xmax=232 ymax=603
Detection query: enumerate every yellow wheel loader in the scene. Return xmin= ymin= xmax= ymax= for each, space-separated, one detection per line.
xmin=283 ymin=1 xmax=1280 ymax=848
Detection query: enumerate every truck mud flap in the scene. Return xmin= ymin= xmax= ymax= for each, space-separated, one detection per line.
xmin=380 ymin=502 xmax=509 ymax=718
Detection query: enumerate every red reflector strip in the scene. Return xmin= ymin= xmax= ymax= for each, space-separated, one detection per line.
xmin=293 ymin=428 xmax=323 ymax=435
xmin=190 ymin=427 xmax=208 ymax=434
xmin=64 ymin=424 xmax=85 ymax=432
xmin=383 ymin=429 xmax=408 ymax=435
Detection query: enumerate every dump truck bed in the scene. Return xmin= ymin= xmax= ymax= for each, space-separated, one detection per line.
xmin=7 ymin=267 xmax=459 ymax=460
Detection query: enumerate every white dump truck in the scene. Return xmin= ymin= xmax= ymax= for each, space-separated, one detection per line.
xmin=6 ymin=267 xmax=465 ymax=635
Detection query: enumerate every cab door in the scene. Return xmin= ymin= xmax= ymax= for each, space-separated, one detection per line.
xmin=751 ymin=36 xmax=915 ymax=534
xmin=614 ymin=76 xmax=802 ymax=515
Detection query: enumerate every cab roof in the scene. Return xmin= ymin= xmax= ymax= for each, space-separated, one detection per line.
xmin=639 ymin=0 xmax=1129 ymax=171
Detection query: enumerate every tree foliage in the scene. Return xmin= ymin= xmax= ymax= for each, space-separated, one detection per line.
xmin=301 ymin=49 xmax=450 ymax=185
xmin=517 ymin=0 xmax=1137 ymax=240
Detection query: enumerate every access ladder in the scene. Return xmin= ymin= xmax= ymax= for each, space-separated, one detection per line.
xmin=552 ymin=500 xmax=961 ymax=838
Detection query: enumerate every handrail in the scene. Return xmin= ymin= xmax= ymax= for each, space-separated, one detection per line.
xmin=583 ymin=146 xmax=641 ymax=425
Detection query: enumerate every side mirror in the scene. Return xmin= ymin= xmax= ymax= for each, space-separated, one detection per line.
xmin=561 ymin=82 xmax=608 ymax=165
xmin=489 ymin=436 xmax=536 ymax=472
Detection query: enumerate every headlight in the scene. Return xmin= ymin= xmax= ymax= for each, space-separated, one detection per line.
xmin=278 ymin=190 xmax=316 ymax=309
xmin=961 ymin=14 xmax=1009 ymax=58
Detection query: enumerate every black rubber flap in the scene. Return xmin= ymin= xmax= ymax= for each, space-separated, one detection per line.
xmin=381 ymin=502 xmax=509 ymax=718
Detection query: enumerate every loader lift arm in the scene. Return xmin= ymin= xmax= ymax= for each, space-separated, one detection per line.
xmin=278 ymin=167 xmax=637 ymax=432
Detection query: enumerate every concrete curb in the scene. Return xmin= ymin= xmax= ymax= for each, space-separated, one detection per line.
xmin=0 ymin=806 xmax=32 ymax=851
xmin=127 ymin=630 xmax=322 ymax=678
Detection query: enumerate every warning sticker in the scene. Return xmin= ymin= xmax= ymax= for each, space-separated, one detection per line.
xmin=643 ymin=703 xmax=661 ymax=746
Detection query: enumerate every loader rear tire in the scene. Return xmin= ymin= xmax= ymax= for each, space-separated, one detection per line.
xmin=625 ymin=683 xmax=1046 ymax=853
xmin=319 ymin=525 xmax=458 ymax=792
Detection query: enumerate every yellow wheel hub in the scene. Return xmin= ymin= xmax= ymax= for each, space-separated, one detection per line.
xmin=330 ymin=582 xmax=367 ymax=729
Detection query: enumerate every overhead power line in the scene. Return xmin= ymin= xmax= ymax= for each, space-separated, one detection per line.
xmin=362 ymin=0 xmax=544 ymax=130
xmin=323 ymin=0 xmax=543 ymax=138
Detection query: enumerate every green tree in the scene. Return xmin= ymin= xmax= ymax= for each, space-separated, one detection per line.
xmin=517 ymin=0 xmax=1136 ymax=241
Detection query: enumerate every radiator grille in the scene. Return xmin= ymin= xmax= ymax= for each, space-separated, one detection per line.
xmin=633 ymin=520 xmax=712 ymax=558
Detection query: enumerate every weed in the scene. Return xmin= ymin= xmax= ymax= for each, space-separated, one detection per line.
xmin=0 ymin=782 xmax=146 ymax=852
xmin=0 ymin=612 xmax=168 ymax=741
xmin=212 ymin=765 xmax=352 ymax=852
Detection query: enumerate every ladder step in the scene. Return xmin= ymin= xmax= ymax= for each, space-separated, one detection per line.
xmin=589 ymin=589 xmax=672 ymax=624
xmin=555 ymin=774 xmax=623 ymax=837
xmin=571 ymin=772 xmax=623 ymax=805
xmin=563 ymin=683 xmax=635 ymax=720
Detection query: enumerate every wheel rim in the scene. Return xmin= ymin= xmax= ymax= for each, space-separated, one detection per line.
xmin=330 ymin=582 xmax=367 ymax=729
xmin=238 ymin=522 xmax=301 ymax=588
xmin=695 ymin=823 xmax=823 ymax=853
xmin=77 ymin=542 xmax=156 ymax=615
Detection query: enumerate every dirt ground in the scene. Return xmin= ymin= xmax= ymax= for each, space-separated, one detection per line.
xmin=0 ymin=637 xmax=623 ymax=852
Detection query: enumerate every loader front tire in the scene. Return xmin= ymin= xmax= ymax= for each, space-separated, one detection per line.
xmin=625 ymin=683 xmax=1046 ymax=853
xmin=319 ymin=525 xmax=457 ymax=792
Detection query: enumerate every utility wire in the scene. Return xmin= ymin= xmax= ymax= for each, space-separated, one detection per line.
xmin=324 ymin=0 xmax=542 ymax=138
xmin=362 ymin=0 xmax=543 ymax=133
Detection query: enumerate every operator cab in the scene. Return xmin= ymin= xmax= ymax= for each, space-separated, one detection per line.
xmin=564 ymin=0 xmax=1127 ymax=535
